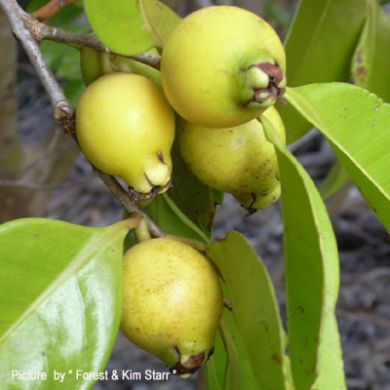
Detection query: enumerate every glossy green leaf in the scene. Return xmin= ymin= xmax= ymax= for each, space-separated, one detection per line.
xmin=220 ymin=307 xmax=259 ymax=389
xmin=285 ymin=83 xmax=390 ymax=230
xmin=319 ymin=160 xmax=350 ymax=199
xmin=84 ymin=0 xmax=179 ymax=55
xmin=0 ymin=218 xmax=130 ymax=388
xmin=279 ymin=0 xmax=367 ymax=142
xmin=352 ymin=0 xmax=390 ymax=102
xmin=84 ymin=0 xmax=156 ymax=55
xmin=203 ymin=329 xmax=225 ymax=390
xmin=144 ymin=193 xmax=209 ymax=243
xmin=204 ymin=284 xmax=258 ymax=390
xmin=207 ymin=232 xmax=290 ymax=390
xmin=168 ymin=136 xmax=215 ymax=237
xmin=264 ymin=123 xmax=345 ymax=390
xmin=140 ymin=0 xmax=181 ymax=46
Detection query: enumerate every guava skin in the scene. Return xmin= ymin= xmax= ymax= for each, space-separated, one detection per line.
xmin=179 ymin=106 xmax=286 ymax=211
xmin=121 ymin=238 xmax=223 ymax=376
xmin=75 ymin=73 xmax=175 ymax=197
xmin=161 ymin=6 xmax=286 ymax=128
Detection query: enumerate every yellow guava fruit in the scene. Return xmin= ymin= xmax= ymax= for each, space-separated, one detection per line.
xmin=179 ymin=106 xmax=286 ymax=211
xmin=76 ymin=73 xmax=175 ymax=196
xmin=121 ymin=238 xmax=223 ymax=376
xmin=161 ymin=6 xmax=286 ymax=128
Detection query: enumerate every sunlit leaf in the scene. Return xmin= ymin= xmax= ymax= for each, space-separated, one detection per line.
xmin=140 ymin=0 xmax=181 ymax=46
xmin=0 ymin=218 xmax=131 ymax=388
xmin=285 ymin=83 xmax=390 ymax=230
xmin=203 ymin=330 xmax=225 ymax=390
xmin=207 ymin=232 xmax=290 ymax=389
xmin=279 ymin=0 xmax=367 ymax=142
xmin=84 ymin=0 xmax=179 ymax=55
xmin=84 ymin=0 xmax=156 ymax=55
xmin=264 ymin=123 xmax=345 ymax=390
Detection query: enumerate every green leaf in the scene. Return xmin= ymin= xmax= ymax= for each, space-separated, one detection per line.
xmin=40 ymin=41 xmax=84 ymax=103
xmin=221 ymin=306 xmax=259 ymax=389
xmin=263 ymin=0 xmax=293 ymax=29
xmin=84 ymin=0 xmax=154 ymax=55
xmin=63 ymin=78 xmax=84 ymax=105
xmin=84 ymin=0 xmax=179 ymax=55
xmin=0 ymin=218 xmax=130 ymax=388
xmin=140 ymin=0 xmax=181 ymax=46
xmin=264 ymin=123 xmax=345 ymax=390
xmin=279 ymin=0 xmax=367 ymax=142
xmin=40 ymin=41 xmax=81 ymax=79
xmin=319 ymin=160 xmax=350 ymax=199
xmin=168 ymin=136 xmax=214 ymax=237
xmin=351 ymin=0 xmax=390 ymax=102
xmin=285 ymin=83 xmax=390 ymax=231
xmin=144 ymin=193 xmax=210 ymax=243
xmin=204 ymin=284 xmax=258 ymax=390
xmin=203 ymin=328 xmax=226 ymax=390
xmin=207 ymin=232 xmax=290 ymax=390
xmin=27 ymin=0 xmax=48 ymax=11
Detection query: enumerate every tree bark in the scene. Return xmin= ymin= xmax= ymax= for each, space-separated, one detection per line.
xmin=0 ymin=8 xmax=20 ymax=169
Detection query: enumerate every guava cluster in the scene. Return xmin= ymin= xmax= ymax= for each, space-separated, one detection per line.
xmin=75 ymin=5 xmax=287 ymax=375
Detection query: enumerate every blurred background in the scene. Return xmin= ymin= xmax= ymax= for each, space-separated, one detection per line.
xmin=1 ymin=1 xmax=389 ymax=389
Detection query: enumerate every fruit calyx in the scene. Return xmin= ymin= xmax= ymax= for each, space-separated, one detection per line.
xmin=242 ymin=62 xmax=285 ymax=108
xmin=170 ymin=347 xmax=214 ymax=377
xmin=128 ymin=179 xmax=172 ymax=202
xmin=127 ymin=151 xmax=172 ymax=202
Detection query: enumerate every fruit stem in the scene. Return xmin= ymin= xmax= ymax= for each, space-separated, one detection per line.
xmin=135 ymin=218 xmax=152 ymax=242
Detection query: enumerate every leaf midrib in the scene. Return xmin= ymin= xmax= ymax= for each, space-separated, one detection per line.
xmin=0 ymin=224 xmax=124 ymax=345
xmin=286 ymin=86 xmax=390 ymax=204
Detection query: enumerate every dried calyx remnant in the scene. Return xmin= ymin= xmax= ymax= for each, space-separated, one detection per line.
xmin=170 ymin=348 xmax=214 ymax=377
xmin=242 ymin=62 xmax=285 ymax=107
xmin=128 ymin=180 xmax=172 ymax=203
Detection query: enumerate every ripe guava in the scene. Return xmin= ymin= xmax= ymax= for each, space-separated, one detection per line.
xmin=161 ymin=6 xmax=286 ymax=128
xmin=121 ymin=238 xmax=223 ymax=376
xmin=179 ymin=106 xmax=286 ymax=211
xmin=76 ymin=73 xmax=175 ymax=198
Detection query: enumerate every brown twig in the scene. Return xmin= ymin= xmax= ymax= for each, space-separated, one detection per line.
xmin=0 ymin=0 xmax=163 ymax=237
xmin=31 ymin=0 xmax=76 ymax=21
xmin=26 ymin=10 xmax=160 ymax=69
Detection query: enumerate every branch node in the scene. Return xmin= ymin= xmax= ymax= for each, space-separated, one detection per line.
xmin=54 ymin=101 xmax=75 ymax=135
xmin=23 ymin=15 xmax=41 ymax=42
